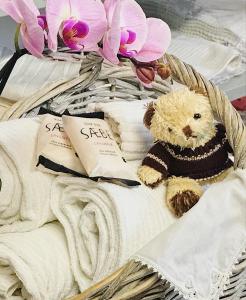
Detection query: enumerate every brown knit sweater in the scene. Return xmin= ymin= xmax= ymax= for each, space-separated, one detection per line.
xmin=142 ymin=124 xmax=233 ymax=180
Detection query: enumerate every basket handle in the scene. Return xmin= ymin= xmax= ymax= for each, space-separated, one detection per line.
xmin=165 ymin=53 xmax=246 ymax=169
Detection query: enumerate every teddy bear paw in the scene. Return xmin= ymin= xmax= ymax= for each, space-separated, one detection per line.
xmin=138 ymin=165 xmax=163 ymax=188
xmin=167 ymin=190 xmax=200 ymax=218
xmin=166 ymin=177 xmax=203 ymax=217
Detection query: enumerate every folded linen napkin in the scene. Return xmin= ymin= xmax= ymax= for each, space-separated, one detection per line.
xmin=0 ymin=222 xmax=78 ymax=300
xmin=51 ymin=163 xmax=175 ymax=291
xmin=169 ymin=33 xmax=243 ymax=84
xmin=132 ymin=169 xmax=246 ymax=300
xmin=0 ymin=117 xmax=56 ymax=233
xmin=1 ymin=54 xmax=81 ymax=102
xmin=88 ymin=100 xmax=154 ymax=160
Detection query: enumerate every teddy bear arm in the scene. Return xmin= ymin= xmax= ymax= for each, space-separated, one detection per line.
xmin=138 ymin=143 xmax=170 ymax=187
xmin=138 ymin=165 xmax=164 ymax=188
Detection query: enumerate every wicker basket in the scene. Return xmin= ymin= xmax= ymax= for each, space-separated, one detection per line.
xmin=1 ymin=52 xmax=245 ymax=300
xmin=1 ymin=53 xmax=245 ymax=168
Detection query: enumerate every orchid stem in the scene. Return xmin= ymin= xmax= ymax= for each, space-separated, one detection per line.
xmin=14 ymin=24 xmax=21 ymax=53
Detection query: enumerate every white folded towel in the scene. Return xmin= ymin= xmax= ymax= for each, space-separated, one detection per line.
xmin=133 ymin=169 xmax=246 ymax=299
xmin=120 ymin=127 xmax=153 ymax=143
xmin=89 ymin=99 xmax=153 ymax=124
xmin=169 ymin=33 xmax=243 ymax=84
xmin=0 ymin=222 xmax=78 ymax=300
xmin=0 ymin=117 xmax=56 ymax=233
xmin=1 ymin=54 xmax=81 ymax=102
xmin=88 ymin=100 xmax=154 ymax=160
xmin=51 ymin=164 xmax=175 ymax=291
xmin=121 ymin=142 xmax=152 ymax=153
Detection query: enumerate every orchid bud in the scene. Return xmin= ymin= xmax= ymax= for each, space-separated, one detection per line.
xmin=157 ymin=64 xmax=171 ymax=80
xmin=136 ymin=66 xmax=155 ymax=84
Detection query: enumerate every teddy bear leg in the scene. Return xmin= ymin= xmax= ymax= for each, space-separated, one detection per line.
xmin=166 ymin=177 xmax=203 ymax=217
xmin=138 ymin=165 xmax=163 ymax=188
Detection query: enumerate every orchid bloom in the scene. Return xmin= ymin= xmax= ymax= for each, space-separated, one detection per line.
xmin=46 ymin=0 xmax=107 ymax=51
xmin=102 ymin=0 xmax=171 ymax=64
xmin=0 ymin=0 xmax=46 ymax=57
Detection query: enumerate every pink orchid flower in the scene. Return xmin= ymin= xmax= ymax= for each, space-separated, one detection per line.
xmin=46 ymin=0 xmax=107 ymax=51
xmin=0 ymin=0 xmax=46 ymax=57
xmin=102 ymin=0 xmax=171 ymax=64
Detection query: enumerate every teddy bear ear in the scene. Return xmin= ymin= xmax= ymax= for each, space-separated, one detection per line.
xmin=143 ymin=102 xmax=155 ymax=129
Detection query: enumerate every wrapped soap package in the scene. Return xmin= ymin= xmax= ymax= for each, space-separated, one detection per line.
xmin=36 ymin=110 xmax=86 ymax=176
xmin=63 ymin=115 xmax=140 ymax=186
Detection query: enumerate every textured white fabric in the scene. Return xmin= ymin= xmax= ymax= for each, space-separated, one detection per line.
xmin=88 ymin=100 xmax=154 ymax=160
xmin=132 ymin=169 xmax=246 ymax=300
xmin=121 ymin=142 xmax=152 ymax=153
xmin=0 ymin=47 xmax=13 ymax=70
xmin=195 ymin=0 xmax=246 ymax=41
xmin=169 ymin=33 xmax=243 ymax=84
xmin=0 ymin=118 xmax=56 ymax=233
xmin=1 ymin=54 xmax=81 ymax=102
xmin=0 ymin=222 xmax=78 ymax=300
xmin=195 ymin=0 xmax=246 ymax=11
xmin=187 ymin=10 xmax=246 ymax=63
xmin=51 ymin=162 xmax=175 ymax=291
xmin=0 ymin=48 xmax=15 ymax=119
xmin=137 ymin=0 xmax=246 ymax=63
xmin=120 ymin=128 xmax=153 ymax=143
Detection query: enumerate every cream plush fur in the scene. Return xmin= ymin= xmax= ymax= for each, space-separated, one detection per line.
xmin=138 ymin=89 xmax=233 ymax=217
xmin=149 ymin=89 xmax=216 ymax=148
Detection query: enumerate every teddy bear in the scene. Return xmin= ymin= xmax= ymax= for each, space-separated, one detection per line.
xmin=138 ymin=89 xmax=234 ymax=217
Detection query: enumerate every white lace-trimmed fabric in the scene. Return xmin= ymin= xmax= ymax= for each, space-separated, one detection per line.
xmin=132 ymin=169 xmax=246 ymax=300
xmin=221 ymin=258 xmax=246 ymax=299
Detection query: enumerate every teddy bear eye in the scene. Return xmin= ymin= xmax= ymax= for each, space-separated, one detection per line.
xmin=168 ymin=127 xmax=172 ymax=132
xmin=193 ymin=113 xmax=201 ymax=119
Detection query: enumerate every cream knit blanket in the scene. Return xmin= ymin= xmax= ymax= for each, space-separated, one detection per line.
xmin=0 ymin=222 xmax=78 ymax=299
xmin=0 ymin=117 xmax=56 ymax=233
xmin=51 ymin=167 xmax=175 ymax=291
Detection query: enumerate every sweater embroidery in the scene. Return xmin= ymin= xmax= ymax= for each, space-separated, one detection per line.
xmin=164 ymin=137 xmax=228 ymax=161
xmin=195 ymin=166 xmax=229 ymax=182
xmin=146 ymin=153 xmax=168 ymax=169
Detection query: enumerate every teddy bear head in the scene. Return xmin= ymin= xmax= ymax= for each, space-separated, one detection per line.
xmin=144 ymin=89 xmax=216 ymax=148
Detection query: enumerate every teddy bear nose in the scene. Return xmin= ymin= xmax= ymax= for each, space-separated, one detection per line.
xmin=183 ymin=125 xmax=193 ymax=138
